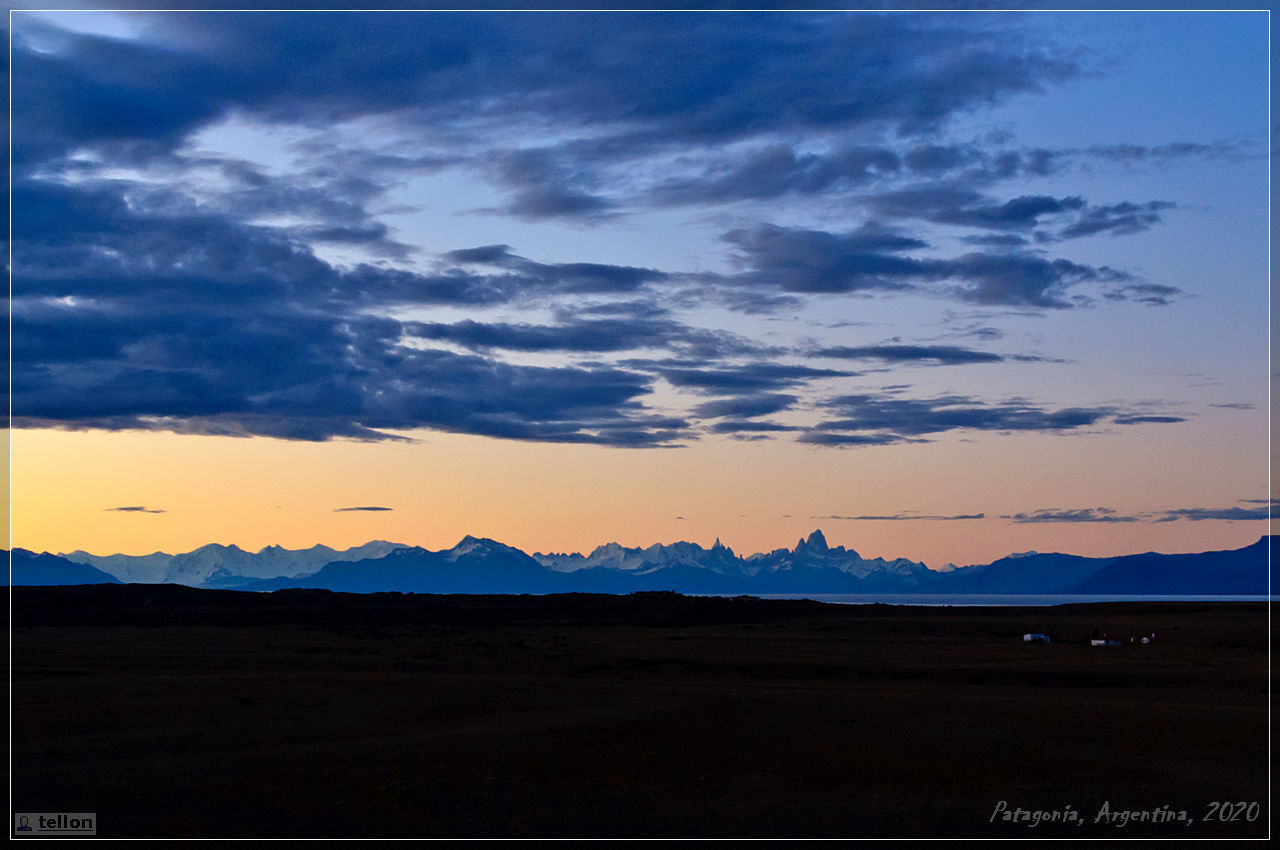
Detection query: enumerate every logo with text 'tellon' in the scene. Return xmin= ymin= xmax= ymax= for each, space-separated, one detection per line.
xmin=14 ymin=813 xmax=96 ymax=835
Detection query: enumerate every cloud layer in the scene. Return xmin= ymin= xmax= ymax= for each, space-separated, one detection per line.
xmin=11 ymin=11 xmax=1215 ymax=448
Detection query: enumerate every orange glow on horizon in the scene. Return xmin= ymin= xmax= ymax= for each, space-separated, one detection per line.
xmin=7 ymin=420 xmax=1266 ymax=569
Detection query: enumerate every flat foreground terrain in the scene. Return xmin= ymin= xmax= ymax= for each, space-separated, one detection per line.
xmin=10 ymin=586 xmax=1270 ymax=838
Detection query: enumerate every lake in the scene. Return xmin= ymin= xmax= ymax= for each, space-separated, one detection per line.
xmin=740 ymin=593 xmax=1271 ymax=606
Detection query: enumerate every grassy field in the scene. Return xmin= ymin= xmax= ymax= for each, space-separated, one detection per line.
xmin=10 ymin=587 xmax=1270 ymax=838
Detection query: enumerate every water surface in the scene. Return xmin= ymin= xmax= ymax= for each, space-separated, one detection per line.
xmin=739 ymin=593 xmax=1270 ymax=607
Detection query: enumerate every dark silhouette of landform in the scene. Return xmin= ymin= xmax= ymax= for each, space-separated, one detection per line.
xmin=10 ymin=530 xmax=1269 ymax=838
xmin=11 ymin=531 xmax=1272 ymax=595
xmin=11 ymin=585 xmax=1267 ymax=838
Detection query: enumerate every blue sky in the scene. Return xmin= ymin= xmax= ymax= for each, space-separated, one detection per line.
xmin=7 ymin=8 xmax=1272 ymax=563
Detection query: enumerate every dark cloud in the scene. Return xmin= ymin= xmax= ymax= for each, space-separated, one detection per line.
xmin=902 ymin=143 xmax=1058 ymax=180
xmin=1154 ymin=505 xmax=1271 ymax=522
xmin=863 ymin=186 xmax=1173 ymax=243
xmin=104 ymin=506 xmax=166 ymax=514
xmin=709 ymin=287 xmax=807 ymax=316
xmin=649 ymin=144 xmax=901 ymax=206
xmin=720 ymin=222 xmax=933 ymax=295
xmin=1112 ymin=415 xmax=1187 ymax=425
xmin=483 ymin=148 xmax=615 ymax=220
xmin=640 ymin=140 xmax=1073 ymax=209
xmin=504 ymin=186 xmax=613 ymax=220
xmin=436 ymin=244 xmax=670 ymax=299
xmin=11 ymin=179 xmax=694 ymax=446
xmin=12 ymin=178 xmax=664 ymax=316
xmin=865 ymin=183 xmax=1172 ymax=244
xmin=405 ymin=318 xmax=675 ymax=353
xmin=12 ymin=22 xmax=226 ymax=167
xmin=15 ymin=344 xmax=687 ymax=446
xmin=653 ymin=362 xmax=854 ymax=395
xmin=171 ymin=150 xmax=446 ymax=259
xmin=890 ymin=140 xmax=1242 ymax=184
xmin=1085 ymin=141 xmax=1245 ymax=164
xmin=444 ymin=245 xmax=515 ymax=265
xmin=1102 ymin=282 xmax=1182 ymax=307
xmin=334 ymin=506 xmax=394 ymax=512
xmin=944 ymin=252 xmax=1132 ymax=308
xmin=936 ymin=315 xmax=1008 ymax=342
xmin=693 ymin=394 xmax=798 ymax=419
xmin=865 ymin=187 xmax=1085 ymax=231
xmin=9 ymin=12 xmax=1199 ymax=450
xmin=807 ymin=392 xmax=1158 ymax=440
xmin=559 ymin=300 xmax=669 ymax=321
xmin=1005 ymin=498 xmax=1273 ymax=524
xmin=1058 ymin=201 xmax=1174 ymax=239
xmin=902 ymin=144 xmax=978 ymax=175
xmin=709 ymin=420 xmax=801 ymax=434
xmin=721 ymin=223 xmax=1144 ymax=308
xmin=14 ymin=12 xmax=1082 ymax=194
xmin=961 ymin=233 xmax=1030 ymax=248
xmin=1005 ymin=507 xmax=1141 ymax=523
xmin=811 ymin=344 xmax=1049 ymax=365
xmin=404 ymin=314 xmax=766 ymax=360
xmin=796 ymin=431 xmax=910 ymax=447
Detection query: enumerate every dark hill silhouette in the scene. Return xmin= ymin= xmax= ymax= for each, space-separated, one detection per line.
xmin=1064 ymin=537 xmax=1270 ymax=595
xmin=918 ymin=552 xmax=1112 ymax=594
xmin=10 ymin=549 xmax=121 ymax=586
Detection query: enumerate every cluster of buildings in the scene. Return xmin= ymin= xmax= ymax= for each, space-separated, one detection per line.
xmin=1089 ymin=633 xmax=1155 ymax=646
xmin=1021 ymin=632 xmax=1156 ymax=646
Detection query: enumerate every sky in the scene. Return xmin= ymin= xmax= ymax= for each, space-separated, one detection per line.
xmin=6 ymin=7 xmax=1273 ymax=568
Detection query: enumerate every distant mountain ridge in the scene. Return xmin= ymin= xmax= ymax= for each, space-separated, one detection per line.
xmin=532 ymin=530 xmax=928 ymax=585
xmin=8 ymin=532 xmax=1270 ymax=596
xmin=58 ymin=541 xmax=408 ymax=586
xmin=11 ymin=549 xmax=121 ymax=586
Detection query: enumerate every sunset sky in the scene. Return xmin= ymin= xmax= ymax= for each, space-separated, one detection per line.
xmin=8 ymin=8 xmax=1272 ymax=568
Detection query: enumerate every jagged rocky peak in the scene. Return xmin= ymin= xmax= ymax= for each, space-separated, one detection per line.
xmin=708 ymin=537 xmax=738 ymax=558
xmin=452 ymin=534 xmax=496 ymax=552
xmin=194 ymin=542 xmax=238 ymax=554
xmin=799 ymin=529 xmax=828 ymax=551
xmin=448 ymin=535 xmax=523 ymax=560
xmin=447 ymin=535 xmax=485 ymax=558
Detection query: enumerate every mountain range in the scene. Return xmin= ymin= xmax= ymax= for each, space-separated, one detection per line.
xmin=55 ymin=540 xmax=406 ymax=586
xmin=7 ymin=530 xmax=1271 ymax=596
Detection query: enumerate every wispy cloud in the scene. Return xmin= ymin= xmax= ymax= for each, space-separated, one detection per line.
xmin=1154 ymin=503 xmax=1272 ymax=522
xmin=333 ymin=506 xmax=395 ymax=512
xmin=800 ymin=390 xmax=1184 ymax=445
xmin=719 ymin=222 xmax=1151 ymax=309
xmin=1004 ymin=507 xmax=1142 ymax=523
xmin=816 ymin=512 xmax=985 ymax=521
xmin=1112 ymin=415 xmax=1188 ymax=425
xmin=104 ymin=505 xmax=166 ymax=514
xmin=811 ymin=344 xmax=1053 ymax=366
xmin=1004 ymin=499 xmax=1274 ymax=524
